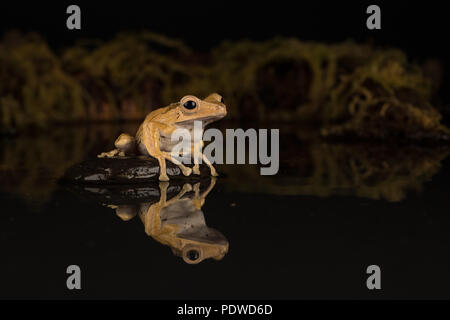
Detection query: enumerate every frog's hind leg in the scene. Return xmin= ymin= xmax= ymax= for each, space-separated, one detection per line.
xmin=114 ymin=133 xmax=136 ymax=155
xmin=114 ymin=205 xmax=139 ymax=221
xmin=144 ymin=150 xmax=193 ymax=180
xmin=98 ymin=133 xmax=136 ymax=158
xmin=98 ymin=149 xmax=120 ymax=158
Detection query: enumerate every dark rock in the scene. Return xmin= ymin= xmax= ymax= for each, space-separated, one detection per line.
xmin=60 ymin=156 xmax=211 ymax=184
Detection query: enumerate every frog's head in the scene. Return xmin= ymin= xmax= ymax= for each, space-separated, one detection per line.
xmin=175 ymin=93 xmax=227 ymax=127
xmin=179 ymin=240 xmax=229 ymax=264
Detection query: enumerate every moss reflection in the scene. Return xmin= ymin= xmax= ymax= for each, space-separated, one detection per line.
xmin=219 ymin=143 xmax=450 ymax=202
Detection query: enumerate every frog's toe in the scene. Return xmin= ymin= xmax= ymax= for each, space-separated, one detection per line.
xmin=193 ymin=166 xmax=201 ymax=175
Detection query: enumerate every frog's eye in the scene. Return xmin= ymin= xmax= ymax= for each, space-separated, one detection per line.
xmin=186 ymin=250 xmax=199 ymax=261
xmin=180 ymin=95 xmax=200 ymax=113
xmin=220 ymin=96 xmax=224 ymax=104
xmin=183 ymin=100 xmax=197 ymax=110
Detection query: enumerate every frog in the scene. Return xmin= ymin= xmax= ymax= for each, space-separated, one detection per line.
xmin=109 ymin=178 xmax=229 ymax=264
xmin=98 ymin=93 xmax=227 ymax=181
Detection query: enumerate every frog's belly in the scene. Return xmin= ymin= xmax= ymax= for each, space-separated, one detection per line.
xmin=159 ymin=134 xmax=185 ymax=153
xmin=137 ymin=134 xmax=192 ymax=155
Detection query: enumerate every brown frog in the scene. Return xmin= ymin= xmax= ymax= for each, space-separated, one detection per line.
xmin=99 ymin=93 xmax=227 ymax=181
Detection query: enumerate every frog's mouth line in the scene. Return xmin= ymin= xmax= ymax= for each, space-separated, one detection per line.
xmin=175 ymin=115 xmax=226 ymax=127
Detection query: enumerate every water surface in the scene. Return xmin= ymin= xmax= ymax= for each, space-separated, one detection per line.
xmin=1 ymin=123 xmax=450 ymax=299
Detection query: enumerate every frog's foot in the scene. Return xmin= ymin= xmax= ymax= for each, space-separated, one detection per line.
xmin=210 ymin=168 xmax=219 ymax=177
xmin=182 ymin=167 xmax=192 ymax=177
xmin=192 ymin=164 xmax=201 ymax=175
xmin=98 ymin=149 xmax=119 ymax=158
xmin=159 ymin=174 xmax=170 ymax=181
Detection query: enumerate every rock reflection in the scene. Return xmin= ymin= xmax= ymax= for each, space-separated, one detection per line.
xmin=81 ymin=177 xmax=228 ymax=264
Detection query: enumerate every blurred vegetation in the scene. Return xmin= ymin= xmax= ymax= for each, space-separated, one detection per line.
xmin=0 ymin=32 xmax=86 ymax=130
xmin=1 ymin=31 xmax=449 ymax=140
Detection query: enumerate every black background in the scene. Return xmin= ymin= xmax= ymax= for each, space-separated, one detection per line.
xmin=1 ymin=1 xmax=449 ymax=99
xmin=0 ymin=1 xmax=447 ymax=54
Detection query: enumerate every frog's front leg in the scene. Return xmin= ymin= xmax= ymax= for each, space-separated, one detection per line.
xmin=202 ymin=153 xmax=219 ymax=176
xmin=192 ymin=141 xmax=203 ymax=175
xmin=191 ymin=141 xmax=218 ymax=176
xmin=192 ymin=177 xmax=216 ymax=210
xmin=142 ymin=123 xmax=192 ymax=181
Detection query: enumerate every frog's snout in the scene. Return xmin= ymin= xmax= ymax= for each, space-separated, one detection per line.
xmin=217 ymin=105 xmax=227 ymax=118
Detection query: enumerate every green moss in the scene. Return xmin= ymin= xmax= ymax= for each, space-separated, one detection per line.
xmin=61 ymin=32 xmax=202 ymax=121
xmin=0 ymin=31 xmax=448 ymax=140
xmin=0 ymin=32 xmax=86 ymax=130
xmin=321 ymin=52 xmax=448 ymax=139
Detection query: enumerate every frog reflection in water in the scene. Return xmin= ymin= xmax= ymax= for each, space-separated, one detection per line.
xmin=109 ymin=178 xmax=228 ymax=264
xmin=99 ymin=93 xmax=227 ymax=181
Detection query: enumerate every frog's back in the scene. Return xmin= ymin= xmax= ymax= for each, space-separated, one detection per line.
xmin=135 ymin=103 xmax=178 ymax=146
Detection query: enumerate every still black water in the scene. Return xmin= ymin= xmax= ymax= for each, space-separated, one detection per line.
xmin=1 ymin=123 xmax=450 ymax=299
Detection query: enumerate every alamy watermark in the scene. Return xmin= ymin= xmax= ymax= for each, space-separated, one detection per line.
xmin=170 ymin=121 xmax=279 ymax=176
xmin=366 ymin=265 xmax=381 ymax=290
xmin=66 ymin=265 xmax=81 ymax=290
